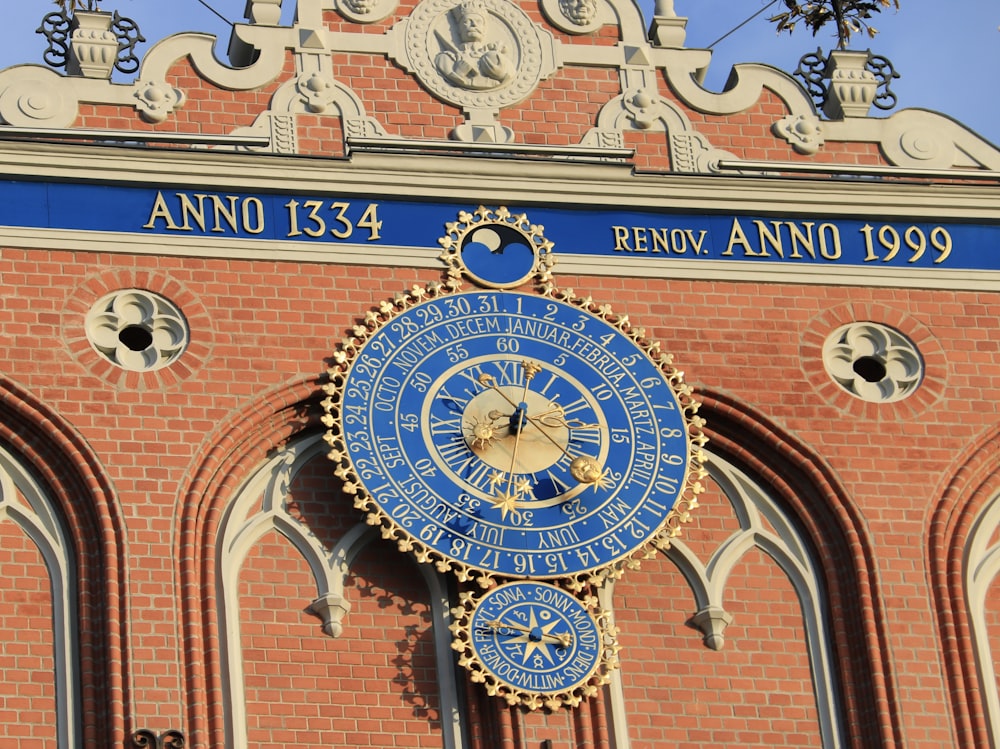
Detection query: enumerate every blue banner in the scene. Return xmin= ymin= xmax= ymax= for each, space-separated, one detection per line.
xmin=1 ymin=179 xmax=997 ymax=272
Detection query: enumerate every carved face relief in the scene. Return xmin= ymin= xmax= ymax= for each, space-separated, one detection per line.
xmin=558 ymin=0 xmax=598 ymax=26
xmin=399 ymin=0 xmax=554 ymax=109
xmin=344 ymin=0 xmax=378 ymax=13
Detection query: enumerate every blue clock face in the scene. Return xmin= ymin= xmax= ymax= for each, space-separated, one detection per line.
xmin=337 ymin=290 xmax=691 ymax=579
xmin=467 ymin=581 xmax=604 ymax=697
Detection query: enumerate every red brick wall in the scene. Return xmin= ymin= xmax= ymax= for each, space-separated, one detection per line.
xmin=1 ymin=245 xmax=998 ymax=746
xmin=0 ymin=517 xmax=58 ymax=747
xmin=615 ymin=474 xmax=825 ymax=749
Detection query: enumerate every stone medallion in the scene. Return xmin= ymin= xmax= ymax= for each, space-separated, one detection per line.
xmin=396 ymin=0 xmax=555 ymax=110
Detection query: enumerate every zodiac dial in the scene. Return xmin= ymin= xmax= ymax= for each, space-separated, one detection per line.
xmin=450 ymin=580 xmax=619 ymax=709
xmin=323 ymin=287 xmax=705 ymax=586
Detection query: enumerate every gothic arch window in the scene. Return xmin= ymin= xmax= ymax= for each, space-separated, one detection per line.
xmin=215 ymin=434 xmax=465 ymax=748
xmin=0 ymin=444 xmax=80 ymax=747
xmin=604 ymin=452 xmax=845 ymax=748
xmin=964 ymin=490 xmax=1000 ymax=743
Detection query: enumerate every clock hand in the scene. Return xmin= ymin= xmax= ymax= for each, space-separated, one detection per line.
xmin=478 ymin=367 xmax=606 ymax=488
xmin=485 ymin=619 xmax=573 ymax=648
xmin=489 ymin=361 xmax=542 ymax=517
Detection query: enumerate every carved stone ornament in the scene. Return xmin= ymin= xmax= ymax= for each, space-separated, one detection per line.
xmin=134 ymin=80 xmax=186 ymax=123
xmin=0 ymin=71 xmax=78 ymax=128
xmin=335 ymin=0 xmax=398 ymax=24
xmin=296 ymin=72 xmax=338 ymax=113
xmin=773 ymin=113 xmax=825 ymax=155
xmin=539 ymin=0 xmax=611 ymax=36
xmin=823 ymin=49 xmax=877 ymax=120
xmin=396 ymin=0 xmax=555 ymax=110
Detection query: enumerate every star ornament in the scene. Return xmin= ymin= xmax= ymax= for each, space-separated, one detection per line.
xmin=490 ymin=492 xmax=519 ymax=520
xmin=513 ymin=608 xmax=563 ymax=666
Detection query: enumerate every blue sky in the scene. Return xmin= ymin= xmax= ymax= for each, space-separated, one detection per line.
xmin=1 ymin=0 xmax=997 ymax=146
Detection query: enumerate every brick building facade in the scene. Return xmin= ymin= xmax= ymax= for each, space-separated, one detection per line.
xmin=0 ymin=1 xmax=998 ymax=747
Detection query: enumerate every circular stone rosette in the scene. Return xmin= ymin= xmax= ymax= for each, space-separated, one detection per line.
xmin=438 ymin=205 xmax=555 ymax=289
xmin=449 ymin=581 xmax=620 ymax=709
xmin=402 ymin=0 xmax=550 ymax=109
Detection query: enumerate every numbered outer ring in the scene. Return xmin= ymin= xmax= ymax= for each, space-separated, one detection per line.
xmin=449 ymin=580 xmax=619 ymax=710
xmin=321 ymin=281 xmax=707 ymax=589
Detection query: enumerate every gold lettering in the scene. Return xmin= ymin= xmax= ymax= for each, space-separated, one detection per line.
xmin=669 ymin=228 xmax=686 ymax=254
xmin=650 ymin=228 xmax=669 ymax=253
xmin=177 ymin=193 xmax=208 ymax=232
xmin=818 ymin=223 xmax=841 ymax=259
xmin=632 ymin=227 xmax=648 ymax=252
xmin=241 ymin=197 xmax=265 ymax=235
xmin=723 ymin=217 xmax=760 ymax=256
xmin=143 ymin=191 xmax=182 ymax=231
xmin=787 ymin=222 xmax=816 ymax=259
xmin=753 ymin=220 xmax=784 ymax=258
xmin=357 ymin=203 xmax=383 ymax=241
xmin=685 ymin=229 xmax=708 ymax=255
xmin=612 ymin=226 xmax=632 ymax=251
xmin=211 ymin=195 xmax=239 ymax=233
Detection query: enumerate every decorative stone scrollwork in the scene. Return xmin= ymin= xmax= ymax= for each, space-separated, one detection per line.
xmin=134 ymin=80 xmax=186 ymax=123
xmin=773 ymin=113 xmax=825 ymax=155
xmin=394 ymin=0 xmax=556 ymax=110
xmin=669 ymin=132 xmax=734 ymax=174
xmin=0 ymin=70 xmax=79 ymax=128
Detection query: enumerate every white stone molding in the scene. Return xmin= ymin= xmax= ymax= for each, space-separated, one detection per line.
xmin=657 ymin=55 xmax=818 ymax=121
xmin=963 ymin=491 xmax=1000 ymax=744
xmin=597 ymin=581 xmax=633 ymax=749
xmin=869 ymin=109 xmax=1000 ymax=171
xmin=0 ymin=445 xmax=80 ymax=748
xmin=139 ymin=30 xmax=290 ymax=91
xmin=586 ymin=90 xmax=735 ymax=173
xmin=216 ymin=434 xmax=466 ymax=748
xmin=688 ymin=605 xmax=734 ymax=651
xmin=659 ymin=454 xmax=844 ymax=747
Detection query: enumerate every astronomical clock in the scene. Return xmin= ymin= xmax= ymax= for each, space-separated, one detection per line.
xmin=322 ymin=206 xmax=707 ymax=709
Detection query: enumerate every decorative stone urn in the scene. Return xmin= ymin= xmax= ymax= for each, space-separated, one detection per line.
xmin=822 ymin=49 xmax=877 ymax=120
xmin=67 ymin=10 xmax=118 ymax=79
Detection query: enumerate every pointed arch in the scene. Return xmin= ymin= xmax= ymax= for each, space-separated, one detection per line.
xmin=695 ymin=388 xmax=905 ymax=748
xmin=929 ymin=422 xmax=1000 ymax=748
xmin=177 ymin=378 xmax=465 ymax=748
xmin=0 ymin=376 xmax=127 ymax=745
